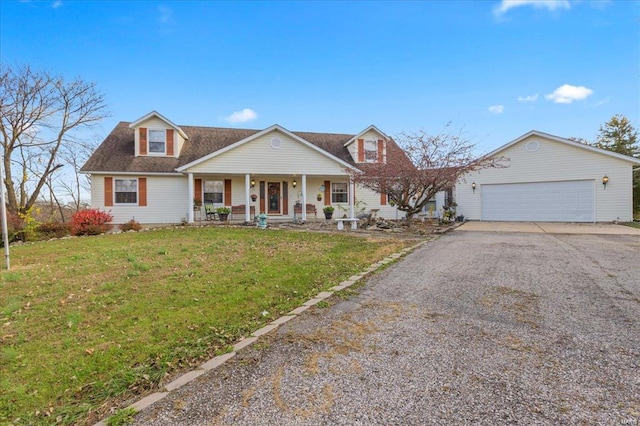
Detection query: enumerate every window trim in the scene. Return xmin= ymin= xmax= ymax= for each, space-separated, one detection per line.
xmin=203 ymin=180 xmax=224 ymax=205
xmin=147 ymin=129 xmax=167 ymax=155
xmin=114 ymin=178 xmax=139 ymax=205
xmin=364 ymin=139 xmax=378 ymax=163
xmin=331 ymin=182 xmax=349 ymax=204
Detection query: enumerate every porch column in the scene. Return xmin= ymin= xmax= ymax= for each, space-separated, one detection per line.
xmin=245 ymin=174 xmax=251 ymax=222
xmin=301 ymin=175 xmax=307 ymax=221
xmin=349 ymin=178 xmax=356 ymax=229
xmin=187 ymin=173 xmax=194 ymax=223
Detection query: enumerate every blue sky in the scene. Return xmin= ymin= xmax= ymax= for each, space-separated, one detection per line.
xmin=1 ymin=0 xmax=638 ymax=154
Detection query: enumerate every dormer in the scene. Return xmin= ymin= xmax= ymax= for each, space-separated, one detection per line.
xmin=129 ymin=111 xmax=188 ymax=158
xmin=344 ymin=125 xmax=389 ymax=164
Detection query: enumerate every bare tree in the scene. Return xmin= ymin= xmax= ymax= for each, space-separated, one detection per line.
xmin=0 ymin=65 xmax=109 ymax=214
xmin=352 ymin=125 xmax=505 ymax=221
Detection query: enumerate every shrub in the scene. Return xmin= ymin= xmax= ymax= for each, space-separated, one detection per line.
xmin=70 ymin=209 xmax=113 ymax=236
xmin=37 ymin=221 xmax=71 ymax=239
xmin=119 ymin=219 xmax=142 ymax=232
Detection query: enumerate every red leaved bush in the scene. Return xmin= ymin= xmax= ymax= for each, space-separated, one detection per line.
xmin=70 ymin=209 xmax=113 ymax=236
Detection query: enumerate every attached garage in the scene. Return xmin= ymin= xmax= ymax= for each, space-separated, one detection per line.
xmin=456 ymin=131 xmax=640 ymax=223
xmin=481 ymin=181 xmax=594 ymax=222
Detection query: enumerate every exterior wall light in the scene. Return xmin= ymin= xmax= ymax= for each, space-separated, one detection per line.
xmin=472 ymin=182 xmax=476 ymax=193
xmin=250 ymin=178 xmax=255 ymax=188
xmin=602 ymin=175 xmax=608 ymax=189
xmin=292 ymin=180 xmax=297 ymax=188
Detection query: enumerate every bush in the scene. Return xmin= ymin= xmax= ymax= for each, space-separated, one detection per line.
xmin=119 ymin=219 xmax=142 ymax=232
xmin=37 ymin=221 xmax=71 ymax=239
xmin=70 ymin=209 xmax=113 ymax=236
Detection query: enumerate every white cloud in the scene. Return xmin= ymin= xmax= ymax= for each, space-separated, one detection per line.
xmin=52 ymin=0 xmax=62 ymax=9
xmin=222 ymin=108 xmax=258 ymax=124
xmin=489 ymin=105 xmax=505 ymax=114
xmin=545 ymin=84 xmax=593 ymax=104
xmin=493 ymin=0 xmax=570 ymax=16
xmin=517 ymin=94 xmax=539 ymax=102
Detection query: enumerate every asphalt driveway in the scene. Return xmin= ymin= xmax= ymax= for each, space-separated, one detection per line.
xmin=133 ymin=231 xmax=640 ymax=425
xmin=457 ymin=221 xmax=640 ymax=235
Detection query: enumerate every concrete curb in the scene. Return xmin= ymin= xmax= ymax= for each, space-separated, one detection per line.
xmin=95 ymin=238 xmax=428 ymax=425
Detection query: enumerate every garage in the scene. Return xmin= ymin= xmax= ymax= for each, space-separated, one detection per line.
xmin=456 ymin=131 xmax=640 ymax=223
xmin=481 ymin=180 xmax=595 ymax=222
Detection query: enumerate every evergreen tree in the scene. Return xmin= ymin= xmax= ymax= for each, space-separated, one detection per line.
xmin=595 ymin=114 xmax=639 ymax=157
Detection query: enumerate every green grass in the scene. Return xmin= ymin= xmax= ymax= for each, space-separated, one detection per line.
xmin=0 ymin=226 xmax=411 ymax=425
xmin=623 ymin=221 xmax=640 ymax=229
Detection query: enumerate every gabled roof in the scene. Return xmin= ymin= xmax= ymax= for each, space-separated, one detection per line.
xmin=80 ymin=121 xmax=376 ymax=174
xmin=128 ymin=110 xmax=189 ymax=140
xmin=176 ymin=124 xmax=358 ymax=172
xmin=487 ymin=130 xmax=640 ymax=165
xmin=344 ymin=125 xmax=390 ymax=147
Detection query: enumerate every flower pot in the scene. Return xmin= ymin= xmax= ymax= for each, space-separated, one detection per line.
xmin=317 ymin=196 xmax=322 ymax=201
xmin=219 ymin=213 xmax=229 ymax=221
xmin=324 ymin=212 xmax=333 ymax=220
xmin=251 ymin=194 xmax=257 ymax=202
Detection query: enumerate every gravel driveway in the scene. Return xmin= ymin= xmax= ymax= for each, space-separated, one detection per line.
xmin=133 ymin=231 xmax=640 ymax=425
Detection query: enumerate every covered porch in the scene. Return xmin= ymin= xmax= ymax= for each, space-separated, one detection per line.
xmin=186 ymin=173 xmax=357 ymax=223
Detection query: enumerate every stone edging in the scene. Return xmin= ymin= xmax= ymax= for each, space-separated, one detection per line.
xmin=95 ymin=239 xmax=429 ymax=425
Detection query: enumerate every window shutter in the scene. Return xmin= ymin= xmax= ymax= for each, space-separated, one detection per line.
xmin=166 ymin=129 xmax=174 ymax=156
xmin=138 ymin=177 xmax=147 ymax=206
xmin=139 ymin=128 xmax=147 ymax=155
xmin=194 ymin=179 xmax=202 ymax=203
xmin=224 ymin=179 xmax=232 ymax=205
xmin=380 ymin=191 xmax=387 ymax=206
xmin=324 ymin=180 xmax=331 ymax=206
xmin=104 ymin=177 xmax=113 ymax=206
xmin=357 ymin=139 xmax=364 ymax=162
xmin=282 ymin=182 xmax=288 ymax=215
xmin=377 ymin=139 xmax=384 ymax=163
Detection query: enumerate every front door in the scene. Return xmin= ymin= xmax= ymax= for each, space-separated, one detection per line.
xmin=268 ymin=182 xmax=281 ymax=214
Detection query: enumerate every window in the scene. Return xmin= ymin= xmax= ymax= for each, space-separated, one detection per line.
xmin=364 ymin=140 xmax=378 ymax=162
xmin=148 ymin=129 xmax=166 ymax=154
xmin=115 ymin=179 xmax=137 ymax=204
xmin=203 ymin=180 xmax=223 ymax=204
xmin=332 ymin=182 xmax=348 ymax=203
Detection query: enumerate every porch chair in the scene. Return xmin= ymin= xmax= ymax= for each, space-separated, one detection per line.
xmin=204 ymin=203 xmax=217 ymax=220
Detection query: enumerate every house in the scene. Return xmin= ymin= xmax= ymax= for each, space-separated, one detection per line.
xmin=80 ymin=111 xmax=405 ymax=225
xmin=455 ymin=130 xmax=640 ymax=222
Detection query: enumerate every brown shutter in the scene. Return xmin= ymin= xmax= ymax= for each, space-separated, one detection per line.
xmin=324 ymin=180 xmax=331 ymax=206
xmin=138 ymin=177 xmax=147 ymax=206
xmin=166 ymin=129 xmax=174 ymax=156
xmin=282 ymin=181 xmax=288 ymax=215
xmin=357 ymin=139 xmax=364 ymax=162
xmin=259 ymin=181 xmax=265 ymax=213
xmin=380 ymin=191 xmax=387 ymax=206
xmin=194 ymin=179 xmax=202 ymax=203
xmin=104 ymin=177 xmax=113 ymax=206
xmin=139 ymin=128 xmax=147 ymax=155
xmin=224 ymin=179 xmax=232 ymax=205
xmin=377 ymin=139 xmax=384 ymax=163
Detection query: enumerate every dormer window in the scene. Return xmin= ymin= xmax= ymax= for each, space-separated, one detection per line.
xmin=364 ymin=140 xmax=378 ymax=162
xmin=148 ymin=129 xmax=166 ymax=154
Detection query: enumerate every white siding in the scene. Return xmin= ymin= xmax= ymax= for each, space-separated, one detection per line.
xmin=456 ymin=135 xmax=635 ymax=222
xmin=91 ymin=175 xmax=189 ymax=224
xmin=189 ymin=130 xmax=348 ymax=176
xmin=353 ymin=185 xmax=405 ymax=219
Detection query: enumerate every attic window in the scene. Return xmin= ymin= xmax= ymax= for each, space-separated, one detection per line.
xmin=364 ymin=140 xmax=378 ymax=162
xmin=271 ymin=137 xmax=282 ymax=149
xmin=148 ymin=130 xmax=166 ymax=154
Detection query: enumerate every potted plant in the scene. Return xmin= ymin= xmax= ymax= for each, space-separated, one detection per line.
xmin=323 ymin=205 xmax=334 ymax=220
xmin=317 ymin=192 xmax=323 ymax=201
xmin=250 ymin=193 xmax=258 ymax=202
xmin=216 ymin=206 xmax=231 ymax=221
xmin=193 ymin=198 xmax=202 ymax=210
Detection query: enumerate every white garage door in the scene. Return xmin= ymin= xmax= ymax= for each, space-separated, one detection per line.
xmin=481 ymin=180 xmax=595 ymax=222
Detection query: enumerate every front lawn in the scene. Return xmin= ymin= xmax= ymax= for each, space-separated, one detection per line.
xmin=0 ymin=226 xmax=411 ymax=425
